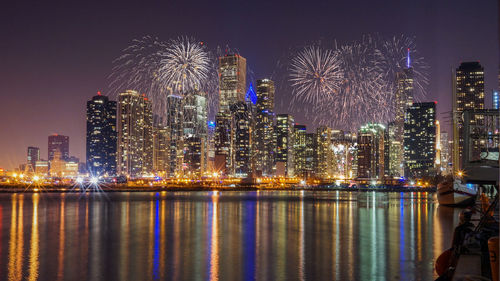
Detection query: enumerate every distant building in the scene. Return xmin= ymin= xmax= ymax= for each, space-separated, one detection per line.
xmin=331 ymin=130 xmax=356 ymax=180
xmin=440 ymin=132 xmax=452 ymax=175
xmin=384 ymin=122 xmax=403 ymax=177
xmin=357 ymin=123 xmax=385 ymax=180
xmin=116 ymin=90 xmax=153 ymax=177
xmin=153 ymin=126 xmax=170 ymax=175
xmin=35 ymin=160 xmax=49 ymax=176
xmin=275 ymin=114 xmax=294 ymax=177
xmin=27 ymin=146 xmax=40 ymax=173
xmin=453 ymin=62 xmax=484 ymax=171
xmin=218 ymin=54 xmax=247 ymax=113
xmin=254 ymin=79 xmax=275 ymax=176
xmin=315 ymin=126 xmax=333 ymax=179
xmin=183 ymin=91 xmax=208 ymax=176
xmin=231 ymin=102 xmax=252 ymax=177
xmin=86 ymin=92 xmax=117 ymax=176
xmin=305 ymin=133 xmax=316 ymax=177
xmin=48 ymin=134 xmax=69 ymax=161
xmin=166 ymin=95 xmax=183 ymax=177
xmin=293 ymin=125 xmax=307 ymax=178
xmin=49 ymin=150 xmax=66 ymax=177
xmin=404 ymin=102 xmax=436 ymax=179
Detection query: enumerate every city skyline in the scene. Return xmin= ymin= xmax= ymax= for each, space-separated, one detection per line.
xmin=0 ymin=0 xmax=498 ymax=170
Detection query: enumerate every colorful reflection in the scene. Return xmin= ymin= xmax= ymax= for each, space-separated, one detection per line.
xmin=0 ymin=191 xmax=460 ymax=280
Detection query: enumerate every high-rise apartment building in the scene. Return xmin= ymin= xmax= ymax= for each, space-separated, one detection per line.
xmin=27 ymin=146 xmax=40 ymax=172
xmin=254 ymin=79 xmax=275 ymax=176
xmin=116 ymin=90 xmax=153 ymax=177
xmin=86 ymin=92 xmax=117 ymax=176
xmin=293 ymin=125 xmax=307 ymax=178
xmin=315 ymin=126 xmax=333 ymax=179
xmin=153 ymin=126 xmax=170 ymax=175
xmin=275 ymin=114 xmax=294 ymax=177
xmin=404 ymin=102 xmax=436 ymax=178
xmin=166 ymin=95 xmax=183 ymax=177
xmin=231 ymin=102 xmax=252 ymax=177
xmin=218 ymin=54 xmax=247 ymax=113
xmin=48 ymin=134 xmax=69 ymax=161
xmin=453 ymin=62 xmax=484 ymax=171
xmin=183 ymin=91 xmax=207 ymax=176
xmin=357 ymin=123 xmax=385 ymax=180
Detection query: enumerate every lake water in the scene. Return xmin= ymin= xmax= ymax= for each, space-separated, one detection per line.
xmin=0 ymin=191 xmax=460 ymax=281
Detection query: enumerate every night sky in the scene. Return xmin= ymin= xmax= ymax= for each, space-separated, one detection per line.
xmin=0 ymin=0 xmax=498 ymax=170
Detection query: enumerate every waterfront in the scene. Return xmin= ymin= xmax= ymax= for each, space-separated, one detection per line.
xmin=0 ymin=191 xmax=459 ymax=280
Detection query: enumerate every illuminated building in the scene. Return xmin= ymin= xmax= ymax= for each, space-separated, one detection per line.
xmin=275 ymin=114 xmax=294 ymax=177
xmin=214 ymin=112 xmax=232 ymax=176
xmin=49 ymin=150 xmax=66 ymax=177
xmin=34 ymin=160 xmax=49 ymax=176
xmin=117 ymin=90 xmax=153 ymax=177
xmin=215 ymin=54 xmax=247 ymax=176
xmin=153 ymin=126 xmax=170 ymax=175
xmin=384 ymin=122 xmax=403 ymax=177
xmin=393 ymin=50 xmax=414 ymax=175
xmin=183 ymin=91 xmax=208 ymax=176
xmin=27 ymin=146 xmax=40 ymax=173
xmin=357 ymin=123 xmax=385 ymax=180
xmin=184 ymin=136 xmax=204 ymax=177
xmin=440 ymin=132 xmax=451 ymax=175
xmin=48 ymin=134 xmax=69 ymax=161
xmin=331 ymin=130 xmax=356 ymax=180
xmin=453 ymin=62 xmax=484 ymax=171
xmin=315 ymin=126 xmax=333 ymax=179
xmin=218 ymin=54 xmax=247 ymax=113
xmin=86 ymin=92 xmax=117 ymax=176
xmin=254 ymin=79 xmax=275 ymax=176
xmin=166 ymin=95 xmax=183 ymax=177
xmin=231 ymin=102 xmax=252 ymax=177
xmin=293 ymin=125 xmax=307 ymax=178
xmin=493 ymin=90 xmax=499 ymax=110
xmin=305 ymin=133 xmax=316 ymax=177
xmin=404 ymin=102 xmax=436 ymax=178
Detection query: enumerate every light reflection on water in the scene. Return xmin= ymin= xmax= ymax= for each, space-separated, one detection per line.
xmin=0 ymin=191 xmax=459 ymax=281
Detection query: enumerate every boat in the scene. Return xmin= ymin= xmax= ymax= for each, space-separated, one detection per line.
xmin=437 ymin=177 xmax=477 ymax=207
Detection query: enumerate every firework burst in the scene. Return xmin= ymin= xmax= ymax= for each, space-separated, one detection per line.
xmin=289 ymin=46 xmax=343 ymax=104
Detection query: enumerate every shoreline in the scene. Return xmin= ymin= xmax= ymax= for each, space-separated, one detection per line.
xmin=0 ymin=184 xmax=436 ymax=193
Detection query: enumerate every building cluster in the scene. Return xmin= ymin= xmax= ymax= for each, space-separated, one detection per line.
xmin=17 ymin=56 xmax=497 ymax=183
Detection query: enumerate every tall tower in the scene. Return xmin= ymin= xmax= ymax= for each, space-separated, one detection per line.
xmin=393 ymin=50 xmax=414 ymax=174
xmin=453 ymin=62 xmax=485 ymax=171
xmin=293 ymin=125 xmax=307 ymax=178
xmin=403 ymin=102 xmax=436 ymax=179
xmin=117 ymin=90 xmax=153 ymax=177
xmin=254 ymin=79 xmax=275 ymax=176
xmin=48 ymin=134 xmax=69 ymax=161
xmin=215 ymin=54 xmax=247 ymax=176
xmin=218 ymin=54 xmax=247 ymax=113
xmin=182 ymin=91 xmax=208 ymax=177
xmin=166 ymin=95 xmax=183 ymax=177
xmin=231 ymin=101 xmax=252 ymax=177
xmin=315 ymin=126 xmax=334 ymax=179
xmin=86 ymin=92 xmax=117 ymax=176
xmin=275 ymin=114 xmax=294 ymax=177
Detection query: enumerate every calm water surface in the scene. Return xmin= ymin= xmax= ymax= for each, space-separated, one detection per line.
xmin=0 ymin=191 xmax=460 ymax=281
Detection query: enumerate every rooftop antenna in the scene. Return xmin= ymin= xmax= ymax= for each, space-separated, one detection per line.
xmin=407 ymin=48 xmax=411 ymax=68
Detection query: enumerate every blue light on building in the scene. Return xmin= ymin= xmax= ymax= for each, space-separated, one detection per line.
xmin=493 ymin=90 xmax=499 ymax=110
xmin=246 ymin=83 xmax=257 ymax=105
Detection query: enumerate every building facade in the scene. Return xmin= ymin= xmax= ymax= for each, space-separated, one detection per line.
xmin=404 ymin=102 xmax=436 ymax=179
xmin=27 ymin=146 xmax=40 ymax=173
xmin=86 ymin=92 xmax=117 ymax=176
xmin=357 ymin=124 xmax=385 ymax=180
xmin=116 ymin=90 xmax=153 ymax=177
xmin=48 ymin=134 xmax=69 ymax=161
xmin=275 ymin=114 xmax=294 ymax=177
xmin=254 ymin=79 xmax=275 ymax=176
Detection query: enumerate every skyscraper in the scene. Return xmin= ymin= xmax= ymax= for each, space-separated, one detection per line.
xmin=86 ymin=92 xmax=117 ymax=176
xmin=215 ymin=54 xmax=247 ymax=176
xmin=404 ymin=102 xmax=436 ymax=178
xmin=27 ymin=146 xmax=40 ymax=172
xmin=166 ymin=95 xmax=183 ymax=177
xmin=218 ymin=54 xmax=247 ymax=113
xmin=305 ymin=133 xmax=316 ymax=177
xmin=357 ymin=123 xmax=385 ymax=180
xmin=182 ymin=91 xmax=208 ymax=176
xmin=117 ymin=90 xmax=153 ymax=177
xmin=153 ymin=126 xmax=170 ymax=175
xmin=393 ymin=55 xmax=414 ymax=175
xmin=254 ymin=79 xmax=275 ymax=176
xmin=48 ymin=134 xmax=69 ymax=161
xmin=231 ymin=102 xmax=252 ymax=177
xmin=384 ymin=121 xmax=403 ymax=177
xmin=453 ymin=62 xmax=484 ymax=171
xmin=293 ymin=125 xmax=307 ymax=178
xmin=315 ymin=126 xmax=334 ymax=179
xmin=275 ymin=114 xmax=294 ymax=177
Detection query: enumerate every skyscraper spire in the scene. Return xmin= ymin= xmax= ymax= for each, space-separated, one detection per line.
xmin=407 ymin=48 xmax=411 ymax=69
